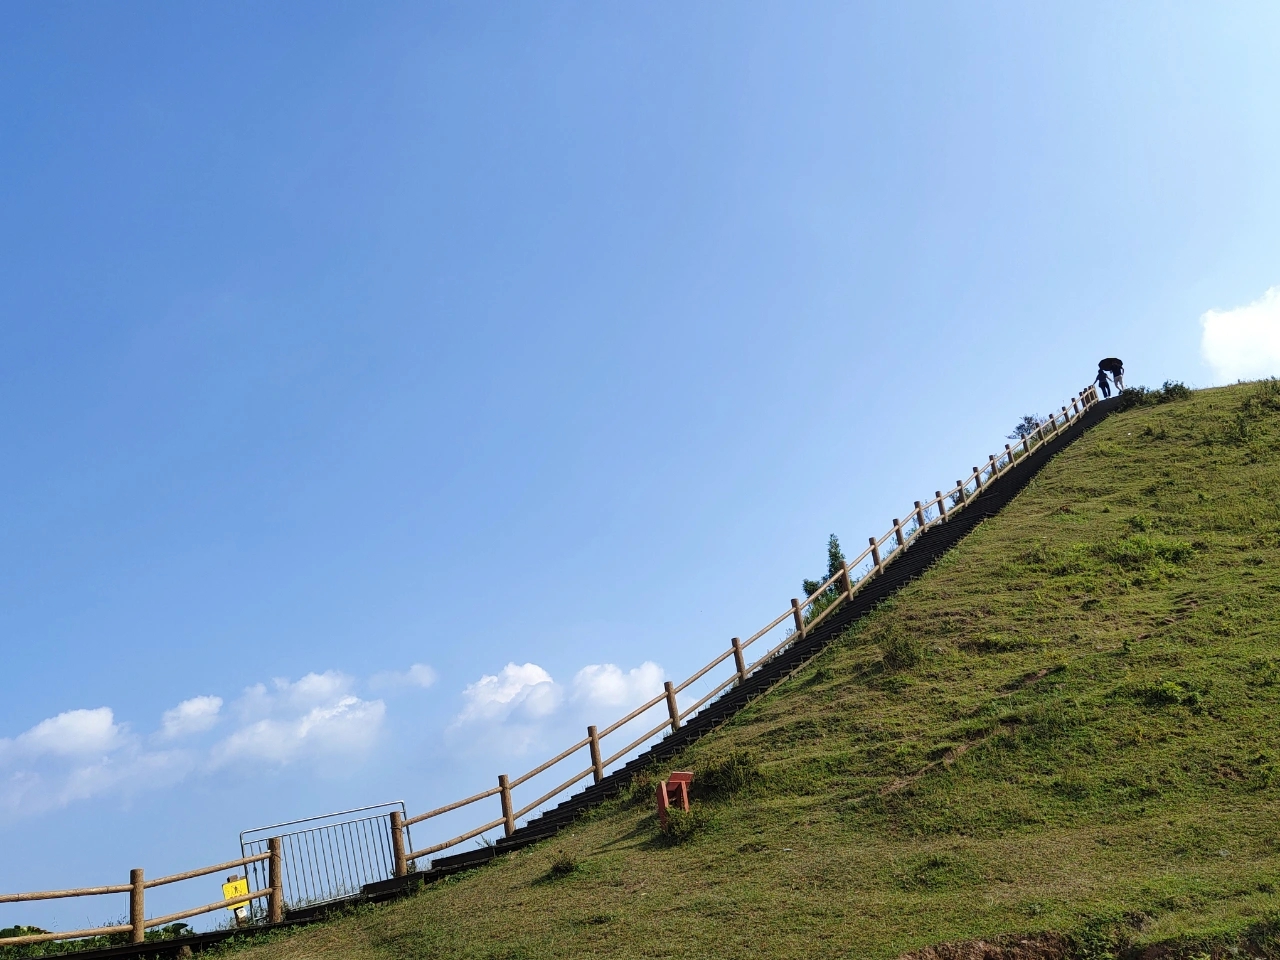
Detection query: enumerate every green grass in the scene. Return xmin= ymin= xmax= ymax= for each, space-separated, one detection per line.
xmin=227 ymin=382 xmax=1280 ymax=960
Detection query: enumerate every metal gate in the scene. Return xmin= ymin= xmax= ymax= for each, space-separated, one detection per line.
xmin=240 ymin=801 xmax=411 ymax=916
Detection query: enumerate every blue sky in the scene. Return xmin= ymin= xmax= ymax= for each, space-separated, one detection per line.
xmin=3 ymin=0 xmax=1280 ymax=930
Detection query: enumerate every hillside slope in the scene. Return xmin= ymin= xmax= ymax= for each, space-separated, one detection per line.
xmin=233 ymin=382 xmax=1280 ymax=960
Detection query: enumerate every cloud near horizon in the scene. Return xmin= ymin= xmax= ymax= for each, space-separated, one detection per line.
xmin=1201 ymin=286 xmax=1280 ymax=382
xmin=0 ymin=665 xmax=417 ymax=820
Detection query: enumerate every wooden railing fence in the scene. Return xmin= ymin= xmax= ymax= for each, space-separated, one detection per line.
xmin=1 ymin=385 xmax=1099 ymax=947
xmin=0 ymin=839 xmax=284 ymax=948
xmin=386 ymin=384 xmax=1102 ymax=875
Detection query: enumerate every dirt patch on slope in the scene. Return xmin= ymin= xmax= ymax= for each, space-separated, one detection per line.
xmin=899 ymin=932 xmax=1071 ymax=960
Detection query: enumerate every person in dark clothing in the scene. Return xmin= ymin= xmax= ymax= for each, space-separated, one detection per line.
xmin=1095 ymin=367 xmax=1112 ymax=398
xmin=1099 ymin=357 xmax=1124 ymax=390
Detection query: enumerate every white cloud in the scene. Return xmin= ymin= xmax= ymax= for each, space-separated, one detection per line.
xmin=159 ymin=696 xmax=223 ymax=740
xmin=1 ymin=669 xmax=392 ymax=820
xmin=456 ymin=663 xmax=560 ymax=724
xmin=0 ymin=709 xmax=193 ymax=819
xmin=211 ymin=673 xmax=385 ymax=768
xmin=1201 ymin=286 xmax=1280 ymax=382
xmin=11 ymin=708 xmax=123 ymax=758
xmin=369 ymin=663 xmax=438 ymax=692
xmin=571 ymin=662 xmax=665 ymax=710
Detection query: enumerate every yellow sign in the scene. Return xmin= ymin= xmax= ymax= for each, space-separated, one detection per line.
xmin=222 ymin=876 xmax=250 ymax=913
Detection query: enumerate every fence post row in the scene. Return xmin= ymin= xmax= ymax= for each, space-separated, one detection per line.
xmin=2 ymin=386 xmax=1105 ymax=933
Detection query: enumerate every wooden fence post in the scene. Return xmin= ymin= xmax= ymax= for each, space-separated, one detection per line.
xmin=664 ymin=681 xmax=681 ymax=732
xmin=987 ymin=455 xmax=997 ymax=479
xmin=838 ymin=563 xmax=853 ymax=599
xmin=1004 ymin=443 xmax=1013 ymax=468
xmin=914 ymin=501 xmax=926 ymax=529
xmin=268 ymin=837 xmax=284 ymax=922
xmin=893 ymin=520 xmax=905 ymax=547
xmin=499 ymin=774 xmax=515 ymax=838
xmin=389 ymin=812 xmax=407 ymax=878
xmin=1071 ymin=397 xmax=1080 ymax=417
xmin=129 ymin=868 xmax=145 ymax=944
xmin=972 ymin=467 xmax=983 ymax=490
xmin=936 ymin=491 xmax=947 ymax=518
xmin=869 ymin=536 xmax=882 ymax=572
xmin=954 ymin=481 xmax=965 ymax=504
xmin=791 ymin=598 xmax=805 ymax=637
xmin=588 ymin=725 xmax=604 ymax=784
xmin=731 ymin=637 xmax=748 ymax=684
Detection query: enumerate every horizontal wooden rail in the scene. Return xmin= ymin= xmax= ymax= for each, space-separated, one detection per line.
xmin=145 ymin=889 xmax=270 ymax=928
xmin=514 ymin=765 xmax=596 ymax=820
xmin=403 ymin=786 xmax=501 ymax=827
xmin=406 ymin=816 xmax=506 ymax=860
xmin=678 ymin=670 xmax=740 ymax=721
xmin=144 ymin=852 xmax=269 ymax=888
xmin=597 ymin=690 xmax=667 ymax=739
xmin=383 ymin=387 xmax=1100 ymax=865
xmin=1 ymin=836 xmax=283 ymax=947
xmin=602 ymin=717 xmax=673 ymax=769
xmin=0 ymin=884 xmax=130 ymax=903
xmin=510 ymin=736 xmax=591 ymax=789
xmin=0 ymin=925 xmax=133 ymax=947
xmin=673 ymin=646 xmax=737 ymax=695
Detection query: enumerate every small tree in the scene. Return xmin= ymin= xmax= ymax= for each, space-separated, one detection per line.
xmin=802 ymin=534 xmax=847 ymax=599
xmin=1007 ymin=415 xmax=1041 ymax=440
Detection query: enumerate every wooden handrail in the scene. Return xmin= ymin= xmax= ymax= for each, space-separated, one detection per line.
xmin=406 ymin=816 xmax=507 ymax=860
xmin=737 ymin=605 xmax=800 ymax=650
xmin=145 ymin=852 xmax=269 ymax=888
xmin=674 ymin=645 xmax=737 ymax=695
xmin=513 ymin=765 xmax=596 ymax=820
xmin=0 ymin=925 xmax=133 ymax=947
xmin=509 ymin=736 xmax=591 ymax=789
xmin=602 ymin=717 xmax=672 ymax=769
xmin=145 ymin=889 xmax=270 ymax=928
xmin=365 ymin=383 xmax=1103 ymax=867
xmin=1 ymin=884 xmax=130 ymax=903
xmin=597 ymin=690 xmax=668 ymax=739
xmin=677 ymin=670 xmax=740 ymax=721
xmin=403 ymin=786 xmax=501 ymax=827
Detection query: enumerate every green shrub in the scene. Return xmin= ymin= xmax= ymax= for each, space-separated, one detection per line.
xmin=1115 ymin=381 xmax=1192 ymax=412
xmin=1130 ymin=679 xmax=1204 ymax=711
xmin=879 ymin=624 xmax=926 ymax=669
xmin=544 ymin=850 xmax=578 ymax=880
xmin=695 ymin=750 xmax=760 ymax=800
xmin=1091 ymin=533 xmax=1194 ymax=570
xmin=658 ymin=806 xmax=708 ymax=846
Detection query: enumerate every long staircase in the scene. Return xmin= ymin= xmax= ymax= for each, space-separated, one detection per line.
xmin=407 ymin=394 xmax=1120 ymax=885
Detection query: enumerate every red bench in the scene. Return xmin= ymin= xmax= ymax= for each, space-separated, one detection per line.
xmin=656 ymin=772 xmax=694 ymax=827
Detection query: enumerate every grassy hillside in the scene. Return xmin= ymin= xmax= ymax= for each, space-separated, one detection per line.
xmin=230 ymin=382 xmax=1280 ymax=960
